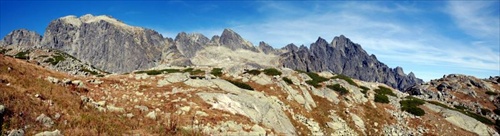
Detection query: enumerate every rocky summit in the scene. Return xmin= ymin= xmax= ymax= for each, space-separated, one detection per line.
xmin=4 ymin=14 xmax=499 ymax=135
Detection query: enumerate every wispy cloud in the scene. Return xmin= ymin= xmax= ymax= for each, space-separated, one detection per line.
xmin=446 ymin=1 xmax=500 ymax=39
xmin=213 ymin=1 xmax=499 ymax=81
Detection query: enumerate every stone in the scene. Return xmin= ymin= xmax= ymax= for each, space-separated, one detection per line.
xmin=195 ymin=111 xmax=209 ymax=117
xmin=0 ymin=104 xmax=5 ymax=114
xmin=197 ymin=92 xmax=296 ymax=135
xmin=134 ymin=105 xmax=149 ymax=112
xmin=146 ymin=111 xmax=157 ymax=120
xmin=46 ymin=76 xmax=59 ymax=84
xmin=36 ymin=114 xmax=54 ymax=127
xmin=180 ymin=106 xmax=191 ymax=113
xmin=7 ymin=129 xmax=24 ymax=136
xmin=351 ymin=113 xmax=366 ymax=131
xmin=106 ymin=105 xmax=125 ymax=113
xmin=34 ymin=129 xmax=62 ymax=136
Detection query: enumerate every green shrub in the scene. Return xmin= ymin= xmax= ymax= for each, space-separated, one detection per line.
xmin=14 ymin=51 xmax=30 ymax=60
xmin=226 ymin=79 xmax=254 ymax=90
xmin=263 ymin=68 xmax=282 ymax=76
xmin=327 ymin=84 xmax=349 ymax=95
xmin=297 ymin=71 xmax=329 ymax=88
xmin=400 ymin=98 xmax=426 ymax=116
xmin=332 ymin=74 xmax=358 ymax=86
xmin=245 ymin=69 xmax=261 ymax=75
xmin=305 ymin=80 xmax=322 ymax=88
xmin=282 ymin=77 xmax=293 ymax=84
xmin=360 ymin=86 xmax=370 ymax=94
xmin=374 ymin=86 xmax=396 ymax=96
xmin=454 ymin=105 xmax=469 ymax=110
xmin=211 ymin=68 xmax=223 ymax=77
xmin=403 ymin=106 xmax=425 ymax=116
xmin=43 ymin=53 xmax=66 ymax=65
xmin=183 ymin=68 xmax=204 ymax=75
xmin=374 ymin=93 xmax=389 ymax=103
xmin=486 ymin=91 xmax=499 ymax=95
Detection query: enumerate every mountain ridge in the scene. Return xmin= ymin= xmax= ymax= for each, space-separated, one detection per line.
xmin=0 ymin=14 xmax=422 ymax=91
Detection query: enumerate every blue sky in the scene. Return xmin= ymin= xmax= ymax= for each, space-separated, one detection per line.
xmin=1 ymin=1 xmax=499 ymax=81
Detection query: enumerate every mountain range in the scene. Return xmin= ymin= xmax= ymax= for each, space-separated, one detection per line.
xmin=0 ymin=14 xmax=422 ymax=91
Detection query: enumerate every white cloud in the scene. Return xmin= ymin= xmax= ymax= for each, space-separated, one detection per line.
xmin=446 ymin=1 xmax=500 ymax=39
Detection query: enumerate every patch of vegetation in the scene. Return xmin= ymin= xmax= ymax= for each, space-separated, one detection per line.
xmin=494 ymin=109 xmax=500 ymax=115
xmin=211 ymin=68 xmax=223 ymax=77
xmin=374 ymin=93 xmax=389 ymax=103
xmin=374 ymin=86 xmax=396 ymax=96
xmin=400 ymin=97 xmax=426 ymax=116
xmin=81 ymin=68 xmax=99 ymax=75
xmin=14 ymin=51 xmax=30 ymax=60
xmin=327 ymin=84 xmax=349 ymax=95
xmin=454 ymin=105 xmax=469 ymax=110
xmin=331 ymin=74 xmax=358 ymax=86
xmin=44 ymin=53 xmax=66 ymax=65
xmin=134 ymin=69 xmax=181 ymax=75
xmin=263 ymin=68 xmax=282 ymax=76
xmin=481 ymin=108 xmax=492 ymax=115
xmin=282 ymin=77 xmax=293 ymax=84
xmin=360 ymin=86 xmax=370 ymax=94
xmin=97 ymin=74 xmax=105 ymax=77
xmin=244 ymin=69 xmax=261 ymax=75
xmin=427 ymin=101 xmax=494 ymax=125
xmin=297 ymin=71 xmax=329 ymax=88
xmin=486 ymin=91 xmax=499 ymax=96
xmin=225 ymin=79 xmax=254 ymax=90
xmin=183 ymin=68 xmax=204 ymax=75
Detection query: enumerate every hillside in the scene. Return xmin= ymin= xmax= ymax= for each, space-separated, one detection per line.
xmin=1 ymin=54 xmax=498 ymax=135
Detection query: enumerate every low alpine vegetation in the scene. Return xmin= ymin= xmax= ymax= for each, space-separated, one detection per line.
xmin=327 ymin=84 xmax=349 ymax=95
xmin=135 ymin=69 xmax=180 ymax=75
xmin=225 ymin=79 xmax=254 ymax=90
xmin=374 ymin=86 xmax=396 ymax=96
xmin=400 ymin=97 xmax=426 ymax=116
xmin=331 ymin=74 xmax=358 ymax=87
xmin=263 ymin=68 xmax=282 ymax=76
xmin=244 ymin=69 xmax=261 ymax=75
xmin=282 ymin=77 xmax=293 ymax=84
xmin=211 ymin=68 xmax=223 ymax=77
xmin=297 ymin=70 xmax=329 ymax=88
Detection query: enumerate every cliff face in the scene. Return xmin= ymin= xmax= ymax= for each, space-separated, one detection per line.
xmin=280 ymin=35 xmax=423 ymax=91
xmin=40 ymin=14 xmax=163 ymax=73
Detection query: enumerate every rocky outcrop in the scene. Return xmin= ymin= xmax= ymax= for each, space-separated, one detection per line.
xmin=281 ymin=36 xmax=423 ymax=91
xmin=0 ymin=29 xmax=42 ymax=47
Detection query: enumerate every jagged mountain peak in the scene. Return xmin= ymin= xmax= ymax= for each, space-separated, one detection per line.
xmin=219 ymin=28 xmax=257 ymax=52
xmin=0 ymin=29 xmax=42 ymax=47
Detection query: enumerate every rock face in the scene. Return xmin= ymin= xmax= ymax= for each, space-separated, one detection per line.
xmin=219 ymin=29 xmax=258 ymax=52
xmin=0 ymin=29 xmax=42 ymax=47
xmin=281 ymin=36 xmax=423 ymax=91
xmin=40 ymin=14 xmax=164 ymax=73
xmin=174 ymin=32 xmax=210 ymax=58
